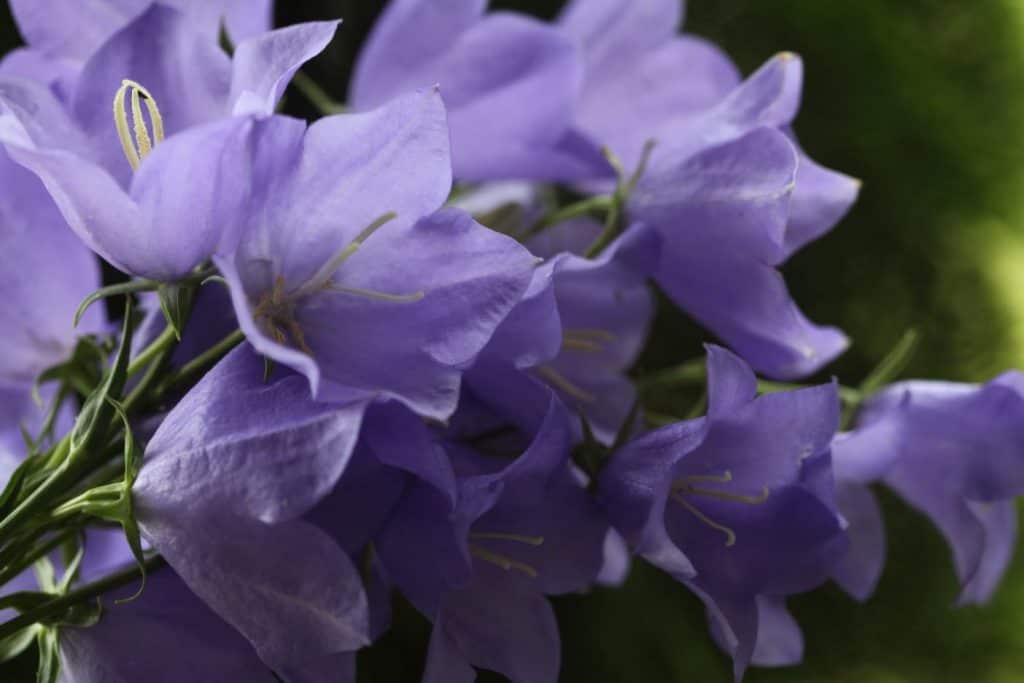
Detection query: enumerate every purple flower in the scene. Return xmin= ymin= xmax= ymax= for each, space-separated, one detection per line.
xmin=466 ymin=217 xmax=657 ymax=443
xmin=0 ymin=7 xmax=338 ymax=280
xmin=357 ymin=395 xmax=608 ymax=683
xmin=599 ymin=345 xmax=846 ymax=678
xmin=216 ymin=90 xmax=536 ymax=418
xmin=134 ymin=346 xmax=371 ymax=679
xmin=351 ymin=0 xmax=608 ymax=181
xmin=832 ymin=373 xmax=1024 ymax=605
xmin=59 ymin=567 xmax=282 ymax=683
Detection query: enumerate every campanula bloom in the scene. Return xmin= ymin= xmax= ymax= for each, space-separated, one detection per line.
xmin=0 ymin=7 xmax=338 ymax=280
xmin=351 ymin=0 xmax=608 ymax=181
xmin=599 ymin=345 xmax=847 ymax=679
xmin=216 ymin=90 xmax=536 ymax=417
xmin=832 ymin=372 xmax=1024 ymax=605
xmin=467 ymin=217 xmax=657 ymax=443
xmin=134 ymin=346 xmax=371 ymax=679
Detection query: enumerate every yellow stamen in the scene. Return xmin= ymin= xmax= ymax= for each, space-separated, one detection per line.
xmin=536 ymin=366 xmax=596 ymax=403
xmin=469 ymin=545 xmax=539 ymax=578
xmin=469 ymin=532 xmax=545 ymax=546
xmin=113 ymin=79 xmax=164 ymax=171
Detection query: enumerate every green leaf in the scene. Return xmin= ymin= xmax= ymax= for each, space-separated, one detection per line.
xmin=0 ymin=625 xmax=37 ymax=663
xmin=35 ymin=627 xmax=59 ymax=683
xmin=69 ymin=299 xmax=135 ymax=458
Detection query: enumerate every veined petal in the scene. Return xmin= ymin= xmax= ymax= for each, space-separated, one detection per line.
xmin=137 ymin=345 xmax=367 ymax=525
xmin=558 ymin=0 xmax=683 ymax=74
xmin=9 ymin=0 xmax=142 ymax=61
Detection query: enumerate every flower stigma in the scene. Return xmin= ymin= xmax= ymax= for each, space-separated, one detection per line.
xmin=113 ymin=79 xmax=165 ymax=171
xmin=670 ymin=470 xmax=770 ymax=547
xmin=251 ymin=212 xmax=425 ymax=357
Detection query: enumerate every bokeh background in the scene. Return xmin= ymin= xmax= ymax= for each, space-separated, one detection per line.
xmin=4 ymin=0 xmax=1024 ymax=681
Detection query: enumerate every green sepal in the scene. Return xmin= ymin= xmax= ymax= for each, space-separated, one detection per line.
xmin=54 ymin=401 xmax=148 ymax=603
xmin=35 ymin=626 xmax=59 ymax=683
xmin=74 ymin=279 xmax=158 ymax=328
xmin=0 ymin=625 xmax=37 ymax=663
xmin=70 ymin=299 xmax=135 ymax=458
xmin=157 ymin=282 xmax=189 ymax=341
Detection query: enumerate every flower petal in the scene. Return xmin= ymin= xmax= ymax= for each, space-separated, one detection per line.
xmin=831 ymin=482 xmax=886 ymax=601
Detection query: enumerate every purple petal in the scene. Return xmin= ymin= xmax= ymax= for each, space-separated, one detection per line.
xmin=704 ymin=345 xmax=759 ymax=417
xmin=749 ymin=596 xmax=804 ymax=668
xmin=137 ymin=511 xmax=369 ymax=674
xmin=784 ymin=144 xmax=861 ymax=258
xmin=430 ymin=571 xmax=561 ymax=683
xmin=558 ymin=0 xmax=682 ymax=73
xmin=229 ymin=21 xmax=340 ymax=116
xmin=353 ymin=1 xmax=595 ymax=181
xmin=831 ymin=483 xmax=886 ymax=601
xmin=222 ymin=0 xmax=275 ymax=44
xmin=9 ymin=0 xmax=142 ymax=61
xmin=958 ymin=500 xmax=1017 ymax=605
xmin=59 ymin=568 xmax=278 ymax=683
xmin=0 ymin=154 xmax=104 ymax=383
xmin=136 ymin=345 xmax=367 ymax=524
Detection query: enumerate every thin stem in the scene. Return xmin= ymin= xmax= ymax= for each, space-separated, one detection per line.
xmin=0 ymin=526 xmax=81 ymax=587
xmin=0 ymin=555 xmax=166 ymax=641
xmin=519 ymin=195 xmax=613 ymax=241
xmin=126 ymin=325 xmax=177 ymax=378
xmin=155 ymin=329 xmax=245 ymax=397
xmin=292 ymin=71 xmax=346 ymax=115
xmin=636 ymin=359 xmax=707 ymax=391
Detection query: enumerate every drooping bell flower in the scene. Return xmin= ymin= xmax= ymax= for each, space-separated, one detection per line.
xmin=831 ymin=372 xmax=1024 ymax=606
xmin=357 ymin=394 xmax=609 ymax=683
xmin=0 ymin=6 xmax=339 ymax=280
xmin=133 ymin=346 xmax=372 ymax=680
xmin=466 ymin=215 xmax=657 ymax=443
xmin=215 ymin=89 xmax=536 ymax=417
xmin=350 ymin=0 xmax=608 ymax=181
xmin=599 ymin=345 xmax=847 ymax=679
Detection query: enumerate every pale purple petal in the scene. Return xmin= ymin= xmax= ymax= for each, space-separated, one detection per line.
xmin=229 ymin=21 xmax=340 ymax=116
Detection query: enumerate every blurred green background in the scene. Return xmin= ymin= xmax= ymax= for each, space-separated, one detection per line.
xmin=5 ymin=0 xmax=1024 ymax=680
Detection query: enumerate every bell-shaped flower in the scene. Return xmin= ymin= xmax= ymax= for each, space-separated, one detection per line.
xmin=133 ymin=346 xmax=372 ymax=680
xmin=216 ymin=89 xmax=536 ymax=418
xmin=0 ymin=5 xmax=339 ymax=280
xmin=360 ymin=395 xmax=609 ymax=683
xmin=598 ymin=345 xmax=847 ymax=679
xmin=628 ymin=124 xmax=850 ymax=379
xmin=831 ymin=372 xmax=1024 ymax=606
xmin=350 ymin=0 xmax=608 ymax=181
xmin=466 ymin=216 xmax=657 ymax=443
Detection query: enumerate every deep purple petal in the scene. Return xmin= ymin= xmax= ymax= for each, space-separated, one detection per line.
xmin=958 ymin=500 xmax=1017 ymax=605
xmin=59 ymin=568 xmax=277 ymax=683
xmin=831 ymin=482 xmax=886 ymax=601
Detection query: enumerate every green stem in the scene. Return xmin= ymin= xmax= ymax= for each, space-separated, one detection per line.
xmin=126 ymin=325 xmax=177 ymax=378
xmin=0 ymin=555 xmax=165 ymax=641
xmin=519 ymin=195 xmax=613 ymax=241
xmin=155 ymin=329 xmax=245 ymax=396
xmin=636 ymin=359 xmax=707 ymax=391
xmin=0 ymin=527 xmax=81 ymax=587
xmin=292 ymin=71 xmax=346 ymax=115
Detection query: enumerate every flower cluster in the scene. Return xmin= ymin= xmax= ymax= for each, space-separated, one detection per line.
xmin=0 ymin=1 xmax=1020 ymax=682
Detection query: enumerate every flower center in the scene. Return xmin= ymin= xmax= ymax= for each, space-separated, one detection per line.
xmin=113 ymin=79 xmax=164 ymax=171
xmin=669 ymin=470 xmax=770 ymax=547
xmin=468 ymin=531 xmax=545 ymax=578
